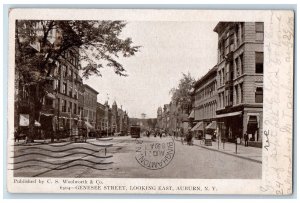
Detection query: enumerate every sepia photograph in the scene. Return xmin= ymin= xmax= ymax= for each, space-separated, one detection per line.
xmin=6 ymin=9 xmax=294 ymax=194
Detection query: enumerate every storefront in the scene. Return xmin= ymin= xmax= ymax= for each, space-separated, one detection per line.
xmin=216 ymin=111 xmax=243 ymax=143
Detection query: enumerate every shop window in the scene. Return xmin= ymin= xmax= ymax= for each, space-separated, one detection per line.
xmin=255 ymin=52 xmax=264 ymax=73
xmin=255 ymin=87 xmax=263 ymax=103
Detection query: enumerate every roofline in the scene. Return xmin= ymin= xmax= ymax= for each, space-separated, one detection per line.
xmin=83 ymin=84 xmax=99 ymax=94
xmin=194 ymin=66 xmax=218 ymax=89
xmin=97 ymin=102 xmax=105 ymax=108
xmin=213 ymin=22 xmax=227 ymax=33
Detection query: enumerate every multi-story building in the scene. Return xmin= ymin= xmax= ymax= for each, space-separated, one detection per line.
xmin=214 ymin=22 xmax=264 ymax=144
xmin=162 ymin=104 xmax=170 ymax=131
xmin=111 ymin=101 xmax=119 ymax=133
xmin=104 ymin=101 xmax=112 ymax=134
xmin=83 ymin=84 xmax=98 ymax=128
xmin=53 ymin=47 xmax=82 ymax=133
xmin=156 ymin=107 xmax=163 ymax=129
xmin=15 ymin=21 xmax=85 ymax=138
xmin=96 ymin=102 xmax=107 ymax=132
xmin=190 ymin=66 xmax=218 ymax=137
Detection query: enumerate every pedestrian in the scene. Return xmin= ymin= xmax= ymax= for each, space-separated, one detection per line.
xmin=244 ymin=132 xmax=249 ymax=147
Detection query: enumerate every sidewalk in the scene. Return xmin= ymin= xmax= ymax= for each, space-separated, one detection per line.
xmin=175 ymin=138 xmax=262 ymax=163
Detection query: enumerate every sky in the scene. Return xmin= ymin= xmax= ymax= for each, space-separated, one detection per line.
xmin=84 ymin=21 xmax=218 ymax=118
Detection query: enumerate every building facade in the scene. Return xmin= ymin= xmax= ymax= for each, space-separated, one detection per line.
xmin=156 ymin=107 xmax=163 ymax=129
xmin=96 ymin=102 xmax=107 ymax=132
xmin=191 ymin=66 xmax=218 ymax=137
xmin=83 ymin=84 xmax=99 ymax=128
xmin=214 ymin=22 xmax=264 ymax=144
xmin=53 ymin=48 xmax=82 ymax=134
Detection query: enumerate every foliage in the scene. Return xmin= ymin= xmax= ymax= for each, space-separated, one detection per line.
xmin=169 ymin=72 xmax=195 ymax=111
xmin=16 ymin=20 xmax=140 ymax=85
xmin=15 ymin=20 xmax=140 ymax=141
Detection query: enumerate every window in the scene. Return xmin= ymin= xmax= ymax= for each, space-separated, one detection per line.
xmin=45 ymin=98 xmax=53 ymax=106
xmin=69 ymin=86 xmax=72 ymax=97
xmin=222 ymin=69 xmax=225 ymax=85
xmin=54 ymin=79 xmax=59 ymax=91
xmin=235 ymin=85 xmax=239 ymax=105
xmin=69 ymin=101 xmax=72 ymax=112
xmin=63 ymin=65 xmax=67 ymax=77
xmin=241 ymin=23 xmax=245 ymax=42
xmin=255 ymin=22 xmax=264 ymax=41
xmin=62 ymin=100 xmax=67 ymax=112
xmin=255 ymin=52 xmax=264 ymax=73
xmin=74 ymin=103 xmax=77 ymax=114
xmin=240 ymin=83 xmax=243 ymax=103
xmin=235 ymin=58 xmax=239 ymax=78
xmin=255 ymin=87 xmax=263 ymax=103
xmin=62 ymin=82 xmax=67 ymax=94
xmin=240 ymin=54 xmax=244 ymax=74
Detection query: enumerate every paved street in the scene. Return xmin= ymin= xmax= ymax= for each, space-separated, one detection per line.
xmin=12 ymin=136 xmax=261 ymax=179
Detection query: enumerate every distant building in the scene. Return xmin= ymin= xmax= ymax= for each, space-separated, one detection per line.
xmin=214 ymin=22 xmax=264 ymax=144
xmin=156 ymin=107 xmax=163 ymax=129
xmin=111 ymin=101 xmax=119 ymax=133
xmin=96 ymin=102 xmax=107 ymax=132
xmin=83 ymin=84 xmax=98 ymax=128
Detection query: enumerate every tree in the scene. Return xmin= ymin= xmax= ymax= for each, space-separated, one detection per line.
xmin=15 ymin=20 xmax=140 ymax=141
xmin=169 ymin=72 xmax=195 ymax=113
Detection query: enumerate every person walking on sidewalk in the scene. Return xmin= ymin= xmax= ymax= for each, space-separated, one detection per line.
xmin=244 ymin=132 xmax=249 ymax=147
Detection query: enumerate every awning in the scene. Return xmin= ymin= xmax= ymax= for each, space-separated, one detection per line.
xmin=40 ymin=112 xmax=54 ymax=117
xmin=84 ymin=121 xmax=94 ymax=129
xmin=215 ymin=111 xmax=242 ymax=119
xmin=191 ymin=122 xmax=204 ymax=131
xmin=34 ymin=120 xmax=41 ymax=127
xmin=206 ymin=121 xmax=217 ymax=130
xmin=46 ymin=93 xmax=56 ymax=100
xmin=188 ymin=110 xmax=195 ymax=119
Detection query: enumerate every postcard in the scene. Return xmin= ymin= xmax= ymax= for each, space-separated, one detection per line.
xmin=7 ymin=9 xmax=294 ymax=194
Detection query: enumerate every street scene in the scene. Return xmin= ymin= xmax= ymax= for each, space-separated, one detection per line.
xmin=13 ymin=20 xmax=264 ymax=179
xmin=13 ymin=135 xmax=261 ymax=178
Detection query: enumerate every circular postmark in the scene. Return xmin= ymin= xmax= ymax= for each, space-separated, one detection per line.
xmin=135 ymin=137 xmax=175 ymax=170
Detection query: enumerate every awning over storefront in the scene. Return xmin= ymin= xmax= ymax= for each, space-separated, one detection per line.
xmin=188 ymin=110 xmax=195 ymax=119
xmin=40 ymin=112 xmax=54 ymax=117
xmin=46 ymin=92 xmax=56 ymax=100
xmin=84 ymin=121 xmax=94 ymax=129
xmin=34 ymin=120 xmax=41 ymax=127
xmin=205 ymin=121 xmax=217 ymax=130
xmin=215 ymin=111 xmax=242 ymax=119
xmin=191 ymin=121 xmax=204 ymax=131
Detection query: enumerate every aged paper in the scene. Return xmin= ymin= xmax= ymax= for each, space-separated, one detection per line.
xmin=7 ymin=9 xmax=294 ymax=194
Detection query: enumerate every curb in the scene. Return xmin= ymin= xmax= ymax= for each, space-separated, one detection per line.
xmin=175 ymin=139 xmax=262 ymax=164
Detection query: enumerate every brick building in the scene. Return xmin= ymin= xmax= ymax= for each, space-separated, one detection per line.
xmin=96 ymin=102 xmax=107 ymax=132
xmin=83 ymin=84 xmax=98 ymax=128
xmin=214 ymin=22 xmax=264 ymax=144
xmin=190 ymin=66 xmax=218 ymax=138
xmin=15 ymin=23 xmax=84 ymax=137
